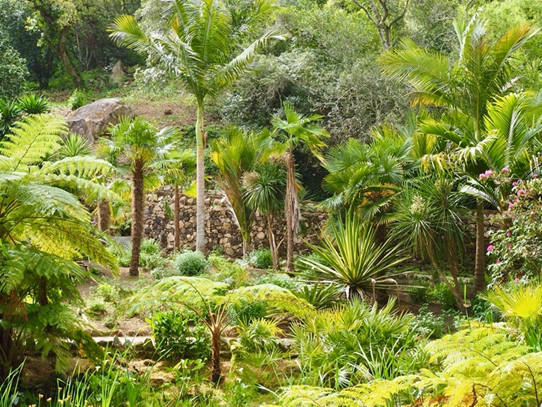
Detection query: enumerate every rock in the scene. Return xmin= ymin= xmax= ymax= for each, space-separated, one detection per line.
xmin=67 ymin=98 xmax=133 ymax=142
xmin=111 ymin=60 xmax=125 ymax=84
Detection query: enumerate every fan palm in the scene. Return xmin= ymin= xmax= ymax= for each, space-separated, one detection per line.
xmin=300 ymin=213 xmax=407 ymax=300
xmin=381 ymin=16 xmax=539 ymax=294
xmin=0 ymin=114 xmax=117 ymax=377
xmin=110 ymin=0 xmax=281 ymax=254
xmin=102 ymin=117 xmax=177 ymax=277
xmin=210 ymin=128 xmax=271 ymax=255
xmin=271 ymin=102 xmax=329 ymax=270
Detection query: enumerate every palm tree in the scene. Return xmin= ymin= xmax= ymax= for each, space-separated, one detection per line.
xmin=210 ymin=128 xmax=270 ymax=255
xmin=155 ymin=147 xmax=196 ymax=251
xmin=110 ymin=0 xmax=280 ymax=254
xmin=0 ymin=114 xmax=117 ymax=377
xmin=271 ymin=102 xmax=329 ymax=270
xmin=381 ymin=16 xmax=539 ymax=294
xmin=243 ymin=161 xmax=286 ymax=269
xmin=102 ymin=117 xmax=176 ymax=277
xmin=391 ymin=176 xmax=469 ymax=310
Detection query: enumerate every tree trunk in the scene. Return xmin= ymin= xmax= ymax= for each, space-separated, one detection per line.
xmin=210 ymin=326 xmax=221 ymax=384
xmin=97 ymin=200 xmax=111 ymax=232
xmin=285 ymin=152 xmax=299 ymax=272
xmin=174 ymin=184 xmax=180 ymax=252
xmin=129 ymin=160 xmax=144 ymax=277
xmin=267 ymin=212 xmax=279 ymax=269
xmin=472 ymin=200 xmax=486 ymax=295
xmin=195 ymin=104 xmax=206 ymax=254
xmin=58 ymin=26 xmax=84 ymax=89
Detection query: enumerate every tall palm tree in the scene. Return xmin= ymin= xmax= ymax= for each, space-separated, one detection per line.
xmin=243 ymin=161 xmax=286 ymax=269
xmin=381 ymin=16 xmax=539 ymax=294
xmin=271 ymin=102 xmax=329 ymax=271
xmin=110 ymin=0 xmax=280 ymax=254
xmin=102 ymin=117 xmax=176 ymax=277
xmin=210 ymin=128 xmax=270 ymax=255
xmin=155 ymin=147 xmax=196 ymax=251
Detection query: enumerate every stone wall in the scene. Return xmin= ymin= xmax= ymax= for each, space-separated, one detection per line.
xmin=144 ymin=187 xmax=328 ymax=257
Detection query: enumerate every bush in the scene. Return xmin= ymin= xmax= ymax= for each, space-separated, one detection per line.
xmin=139 ymin=238 xmax=166 ymax=270
xmin=150 ymin=310 xmax=210 ymax=360
xmin=0 ymin=38 xmax=28 ymax=100
xmin=253 ymin=273 xmax=297 ymax=291
xmin=174 ymin=251 xmax=209 ymax=276
xmin=233 ymin=299 xmax=268 ymax=324
xmin=17 ymin=94 xmax=50 ymax=114
xmin=109 ymin=242 xmax=131 ymax=267
xmin=428 ymin=282 xmax=458 ymax=310
xmin=414 ymin=305 xmax=446 ymax=339
xmin=68 ymin=89 xmax=90 ymax=110
xmin=95 ymin=283 xmax=119 ymax=303
xmin=247 ymin=248 xmax=273 ymax=269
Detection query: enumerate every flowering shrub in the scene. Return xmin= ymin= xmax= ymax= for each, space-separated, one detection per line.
xmin=485 ymin=171 xmax=542 ymax=285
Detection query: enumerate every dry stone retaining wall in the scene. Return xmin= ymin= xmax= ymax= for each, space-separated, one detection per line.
xmin=144 ymin=187 xmax=328 ymax=258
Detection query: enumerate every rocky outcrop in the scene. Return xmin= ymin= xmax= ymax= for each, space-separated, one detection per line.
xmin=66 ymin=98 xmax=133 ymax=142
xmin=144 ymin=187 xmax=328 ymax=257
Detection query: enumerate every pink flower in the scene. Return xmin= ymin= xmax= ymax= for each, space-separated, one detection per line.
xmin=518 ymin=189 xmax=526 ymax=195
xmin=479 ymin=173 xmax=487 ymax=179
xmin=514 ymin=198 xmax=519 ymax=203
xmin=531 ymin=211 xmax=535 ymax=217
xmin=533 ymin=174 xmax=538 ymax=178
xmin=509 ymin=203 xmax=515 ymax=210
xmin=496 ymin=259 xmax=500 ymax=263
xmin=506 ymin=232 xmax=511 ymax=236
xmin=507 ymin=245 xmax=512 ymax=250
xmin=514 ymin=277 xmax=520 ymax=283
xmin=485 ymin=170 xmax=493 ymax=176
xmin=502 ymin=168 xmax=510 ymax=173
xmin=512 ymin=182 xmax=518 ymax=186
xmin=487 ymin=245 xmax=495 ymax=252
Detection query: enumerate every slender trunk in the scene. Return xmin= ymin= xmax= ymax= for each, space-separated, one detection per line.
xmin=58 ymin=26 xmax=84 ymax=89
xmin=174 ymin=184 xmax=180 ymax=252
xmin=210 ymin=326 xmax=221 ymax=384
xmin=242 ymin=238 xmax=249 ymax=257
xmin=285 ymin=152 xmax=298 ymax=272
xmin=97 ymin=200 xmax=111 ymax=232
xmin=195 ymin=103 xmax=206 ymax=254
xmin=473 ymin=200 xmax=486 ymax=295
xmin=267 ymin=212 xmax=279 ymax=269
xmin=129 ymin=160 xmax=144 ymax=277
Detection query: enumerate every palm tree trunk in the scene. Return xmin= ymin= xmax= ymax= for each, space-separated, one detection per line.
xmin=473 ymin=199 xmax=486 ymax=295
xmin=267 ymin=212 xmax=279 ymax=269
xmin=195 ymin=103 xmax=206 ymax=254
xmin=174 ymin=184 xmax=180 ymax=252
xmin=210 ymin=326 xmax=221 ymax=384
xmin=97 ymin=199 xmax=111 ymax=232
xmin=285 ymin=152 xmax=299 ymax=272
xmin=129 ymin=160 xmax=144 ymax=277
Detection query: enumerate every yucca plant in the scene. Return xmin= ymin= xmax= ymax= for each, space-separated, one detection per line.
xmin=17 ymin=93 xmax=50 ymax=114
xmin=0 ymin=99 xmax=22 ymax=139
xmin=300 ymin=213 xmax=407 ymax=300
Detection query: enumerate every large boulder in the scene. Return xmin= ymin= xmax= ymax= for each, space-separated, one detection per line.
xmin=66 ymin=98 xmax=133 ymax=142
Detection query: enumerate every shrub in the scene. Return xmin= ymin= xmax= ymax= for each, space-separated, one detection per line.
xmin=253 ymin=273 xmax=297 ymax=291
xmin=428 ymin=282 xmax=458 ymax=310
xmin=0 ymin=38 xmax=27 ymax=100
xmin=150 ymin=310 xmax=210 ymax=360
xmin=233 ymin=299 xmax=268 ymax=324
xmin=68 ymin=89 xmax=90 ymax=110
xmin=95 ymin=283 xmax=119 ymax=303
xmin=174 ymin=251 xmax=209 ymax=276
xmin=109 ymin=242 xmax=131 ymax=267
xmin=247 ymin=248 xmax=273 ymax=269
xmin=139 ymin=238 xmax=166 ymax=270
xmin=294 ymin=283 xmax=340 ymax=309
xmin=237 ymin=317 xmax=282 ymax=353
xmin=414 ymin=305 xmax=446 ymax=339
